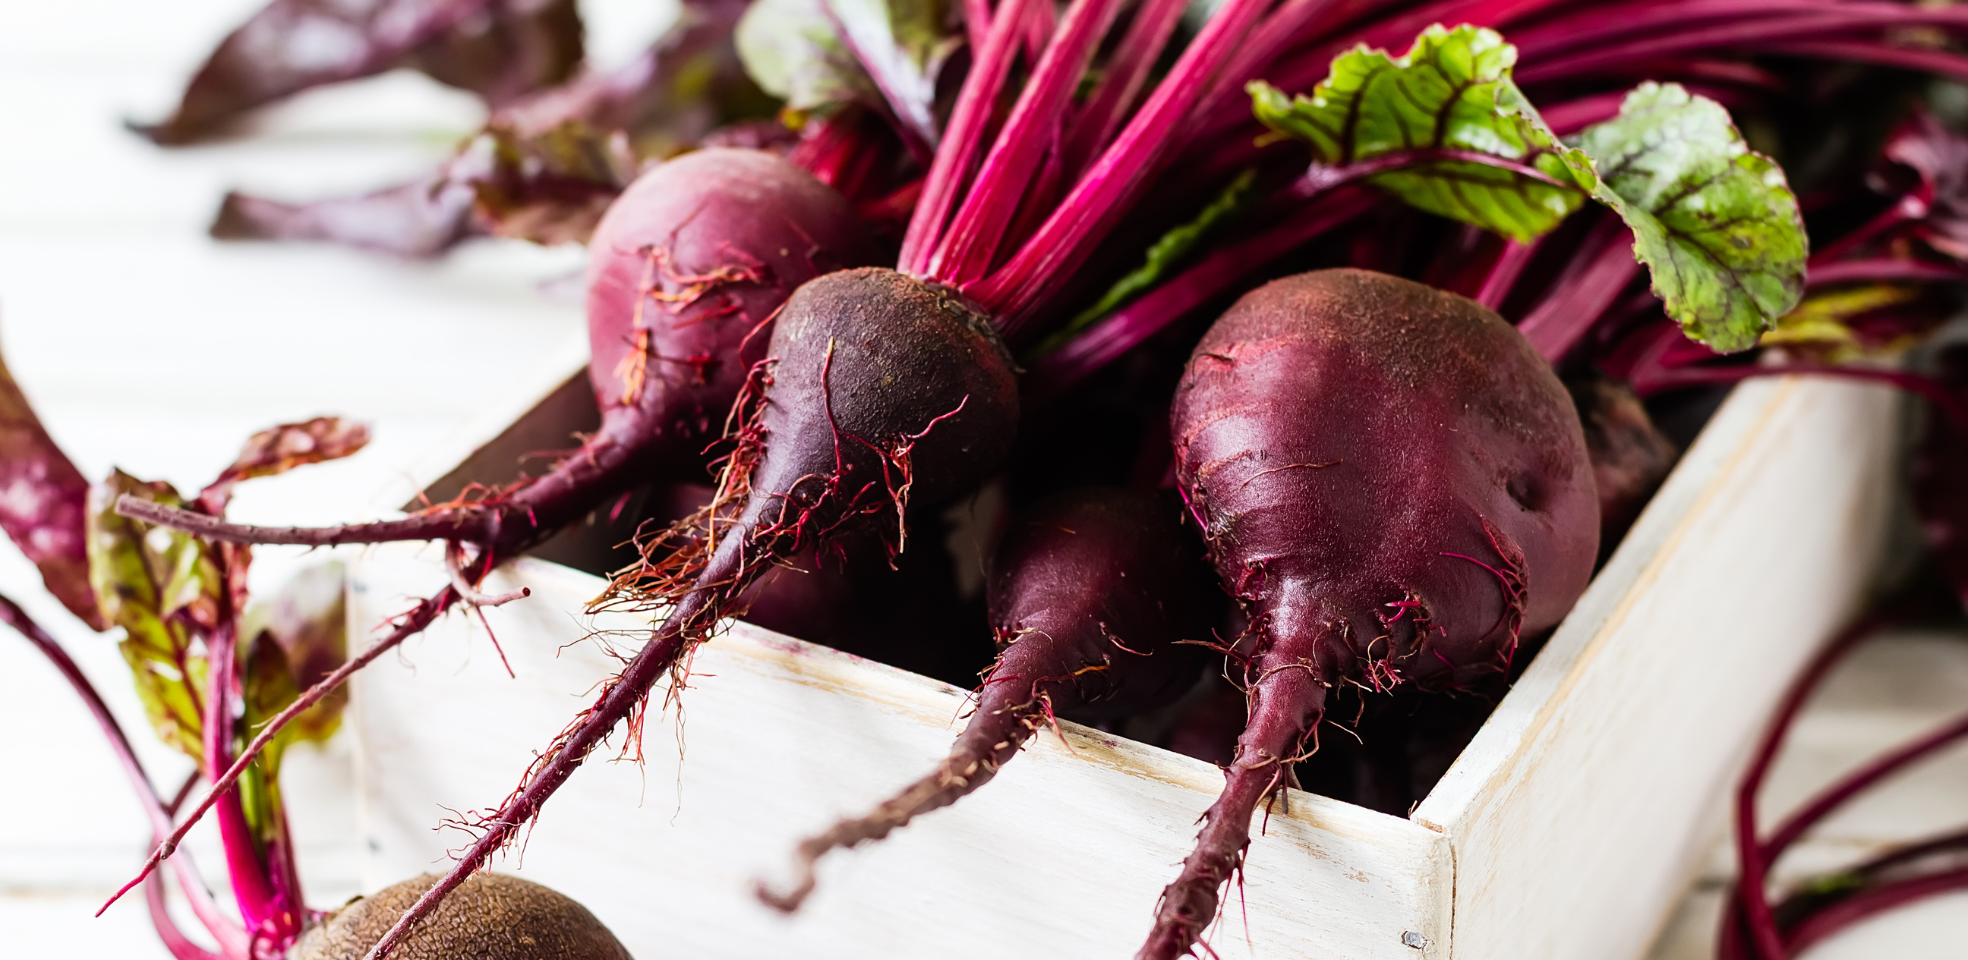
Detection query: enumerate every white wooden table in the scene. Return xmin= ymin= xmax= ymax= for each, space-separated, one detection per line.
xmin=0 ymin=2 xmax=1962 ymax=957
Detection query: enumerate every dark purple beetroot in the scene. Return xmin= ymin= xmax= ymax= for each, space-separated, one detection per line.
xmin=1140 ymin=268 xmax=1598 ymax=958
xmin=123 ymin=147 xmax=879 ymax=565
xmin=757 ymin=485 xmax=1217 ymax=911
xmin=364 ymin=265 xmax=1020 ymax=958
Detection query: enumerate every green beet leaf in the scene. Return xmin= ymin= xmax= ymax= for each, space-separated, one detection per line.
xmin=239 ymin=560 xmax=350 ymax=746
xmin=1250 ymin=25 xmax=1593 ymax=243
xmin=1250 ymin=24 xmax=1806 ymax=352
xmin=86 ymin=471 xmax=221 ymax=763
xmin=1567 ymin=82 xmax=1807 ymax=353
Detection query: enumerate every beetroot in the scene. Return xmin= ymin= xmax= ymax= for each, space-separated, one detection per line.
xmin=123 ymin=147 xmax=878 ymax=562
xmin=364 ymin=266 xmax=1020 ymax=958
xmin=756 ymin=486 xmax=1217 ymax=911
xmin=1142 ymin=269 xmax=1598 ymax=958
xmin=293 ymin=873 xmax=629 ymax=960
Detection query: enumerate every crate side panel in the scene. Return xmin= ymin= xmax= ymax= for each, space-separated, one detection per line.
xmin=349 ymin=551 xmax=1451 ymax=960
xmin=1416 ymin=379 xmax=1899 ymax=960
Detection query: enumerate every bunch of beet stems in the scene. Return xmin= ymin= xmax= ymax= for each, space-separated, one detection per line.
xmin=108 ymin=0 xmax=1968 ymax=940
xmin=1 ymin=589 xmax=267 ymax=960
xmin=349 ymin=0 xmax=1305 ymax=953
xmin=1033 ymin=0 xmax=1968 ymax=399
xmin=1719 ymin=604 xmax=1968 ymax=959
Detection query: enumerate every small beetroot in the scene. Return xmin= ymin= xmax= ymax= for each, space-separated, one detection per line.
xmin=1142 ymin=268 xmax=1598 ymax=958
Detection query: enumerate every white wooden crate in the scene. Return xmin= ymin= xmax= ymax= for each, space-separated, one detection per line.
xmin=345 ymin=373 xmax=1899 ymax=959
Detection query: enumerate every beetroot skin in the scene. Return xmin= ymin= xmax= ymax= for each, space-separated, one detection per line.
xmin=363 ymin=265 xmax=1021 ymax=959
xmin=758 ymin=485 xmax=1218 ymax=911
xmin=1142 ymin=268 xmax=1599 ymax=958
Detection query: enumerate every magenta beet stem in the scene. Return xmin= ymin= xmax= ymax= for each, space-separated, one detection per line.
xmin=1059 ymin=0 xmax=1188 ymax=183
xmin=1516 ymin=213 xmax=1642 ymax=364
xmin=0 ymin=594 xmax=250 ymax=957
xmin=1807 ymin=258 xmax=1968 ymax=286
xmin=1783 ymin=865 xmax=1968 ymax=956
xmin=968 ymin=0 xmax=1272 ymax=333
xmin=103 ymin=586 xmax=466 ymax=917
xmin=1023 ymin=186 xmax=1377 ymax=404
xmin=199 ymin=616 xmax=292 ymax=945
xmin=1726 ymin=613 xmax=1891 ymax=960
xmin=930 ymin=0 xmax=1129 ymax=284
xmin=1634 ymin=364 xmax=1968 ymax=435
xmin=899 ymin=0 xmax=1035 ymax=274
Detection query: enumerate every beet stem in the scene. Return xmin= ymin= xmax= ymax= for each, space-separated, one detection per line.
xmin=971 ymin=0 xmax=1272 ymax=330
xmin=1782 ymin=865 xmax=1968 ymax=956
xmin=929 ymin=0 xmax=1129 ymax=284
xmin=0 ymin=593 xmax=251 ymax=956
xmin=102 ymin=586 xmax=464 ymax=919
xmin=1727 ymin=613 xmax=1890 ymax=960
xmin=1022 ymin=186 xmax=1378 ymax=403
xmin=1474 ymin=236 xmax=1542 ymax=310
xmin=1516 ymin=213 xmax=1642 ymax=363
xmin=899 ymin=0 xmax=1035 ymax=274
xmin=1059 ymin=0 xmax=1189 ymax=182
xmin=359 ymin=537 xmax=750 ymax=960
xmin=1634 ymin=364 xmax=1968 ymax=434
xmin=114 ymin=495 xmax=494 ymax=547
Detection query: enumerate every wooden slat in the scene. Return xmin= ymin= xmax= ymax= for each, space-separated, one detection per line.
xmin=349 ymin=552 xmax=1453 ymax=959
xmin=1412 ymin=377 xmax=1901 ymax=960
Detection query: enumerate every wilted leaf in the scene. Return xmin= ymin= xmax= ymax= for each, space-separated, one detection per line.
xmin=1250 ymin=26 xmax=1594 ymax=243
xmin=465 ymin=122 xmax=634 ymax=245
xmin=1879 ymin=109 xmax=1968 ymax=262
xmin=208 ymin=0 xmax=768 ymax=258
xmin=1568 ymin=83 xmax=1808 ymax=354
xmin=210 ymin=181 xmax=479 ymax=259
xmin=0 ymin=342 xmax=101 ymax=628
xmin=139 ymin=0 xmax=583 ymax=145
xmin=87 ymin=472 xmax=221 ymax=762
xmin=401 ymin=0 xmax=585 ymax=109
xmin=197 ymin=417 xmax=371 ymax=516
xmin=240 ymin=561 xmax=349 ymax=745
xmin=737 ymin=0 xmax=951 ymax=146
xmin=1760 ymin=286 xmax=1922 ymax=361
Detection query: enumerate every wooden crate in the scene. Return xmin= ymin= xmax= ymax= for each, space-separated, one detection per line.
xmin=345 ymin=373 xmax=1899 ymax=959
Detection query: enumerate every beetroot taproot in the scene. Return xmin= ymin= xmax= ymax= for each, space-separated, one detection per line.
xmin=1141 ymin=268 xmax=1598 ymax=958
xmin=757 ymin=486 xmax=1217 ymax=911
xmin=363 ymin=266 xmax=1021 ymax=958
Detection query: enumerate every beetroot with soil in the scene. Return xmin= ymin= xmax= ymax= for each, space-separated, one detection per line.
xmin=1142 ymin=268 xmax=1599 ymax=958
xmin=757 ymin=485 xmax=1218 ymax=911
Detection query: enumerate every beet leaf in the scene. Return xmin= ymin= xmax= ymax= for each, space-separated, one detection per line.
xmin=0 ymin=341 xmax=101 ymax=628
xmin=1249 ymin=25 xmax=1594 ymax=243
xmin=737 ymin=0 xmax=955 ymax=152
xmin=1569 ymin=82 xmax=1807 ymax=353
xmin=1249 ymin=25 xmax=1806 ymax=353
xmin=87 ymin=471 xmax=219 ymax=764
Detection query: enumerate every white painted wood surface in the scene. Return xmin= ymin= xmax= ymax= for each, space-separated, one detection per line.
xmin=350 ymin=555 xmax=1453 ymax=959
xmin=1413 ymin=377 xmax=1901 ymax=959
xmin=347 ymin=375 xmax=1903 ymax=958
xmin=1644 ymin=626 xmax=1968 ymax=960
